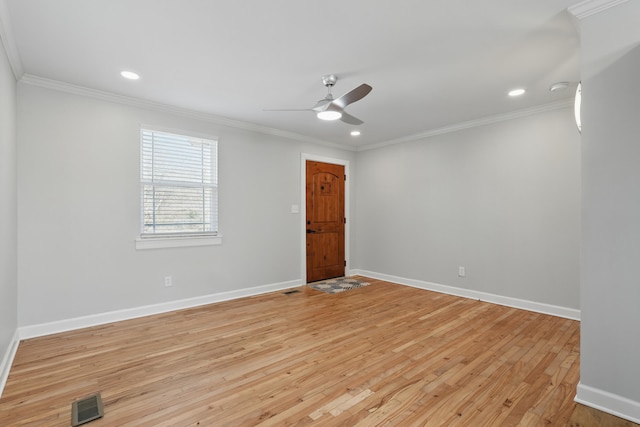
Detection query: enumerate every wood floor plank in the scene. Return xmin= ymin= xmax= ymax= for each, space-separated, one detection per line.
xmin=0 ymin=277 xmax=586 ymax=426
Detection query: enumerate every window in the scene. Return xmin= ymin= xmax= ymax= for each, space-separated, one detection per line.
xmin=140 ymin=129 xmax=218 ymax=237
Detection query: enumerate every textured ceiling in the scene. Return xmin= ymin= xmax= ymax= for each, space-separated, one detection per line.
xmin=4 ymin=0 xmax=580 ymax=148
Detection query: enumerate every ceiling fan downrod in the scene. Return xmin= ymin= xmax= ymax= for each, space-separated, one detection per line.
xmin=321 ymin=74 xmax=337 ymax=100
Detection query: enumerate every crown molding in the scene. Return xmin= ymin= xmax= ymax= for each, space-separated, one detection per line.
xmin=358 ymin=99 xmax=573 ymax=152
xmin=568 ymin=0 xmax=628 ymax=20
xmin=0 ymin=0 xmax=24 ymax=78
xmin=18 ymin=74 xmax=355 ymax=152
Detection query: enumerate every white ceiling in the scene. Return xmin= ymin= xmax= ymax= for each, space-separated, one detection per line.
xmin=3 ymin=0 xmax=580 ymax=149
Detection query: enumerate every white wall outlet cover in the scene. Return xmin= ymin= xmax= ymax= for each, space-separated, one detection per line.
xmin=291 ymin=204 xmax=299 ymax=214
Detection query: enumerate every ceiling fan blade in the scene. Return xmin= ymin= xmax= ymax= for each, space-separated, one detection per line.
xmin=333 ymin=83 xmax=372 ymax=109
xmin=340 ymin=111 xmax=364 ymax=125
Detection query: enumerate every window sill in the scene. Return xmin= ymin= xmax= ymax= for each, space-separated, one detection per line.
xmin=135 ymin=235 xmax=222 ymax=250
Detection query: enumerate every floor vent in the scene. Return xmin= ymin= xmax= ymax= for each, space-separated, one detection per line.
xmin=282 ymin=289 xmax=301 ymax=295
xmin=71 ymin=393 xmax=104 ymax=426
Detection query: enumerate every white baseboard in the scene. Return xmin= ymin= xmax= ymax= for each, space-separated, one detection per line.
xmin=350 ymin=269 xmax=580 ymax=320
xmin=0 ymin=329 xmax=20 ymax=399
xmin=576 ymin=382 xmax=640 ymax=424
xmin=18 ymin=279 xmax=303 ymax=340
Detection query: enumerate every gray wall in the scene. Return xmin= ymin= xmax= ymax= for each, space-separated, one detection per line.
xmin=0 ymin=40 xmax=17 ymax=361
xmin=354 ymin=107 xmax=581 ymax=309
xmin=578 ymin=1 xmax=640 ymax=418
xmin=16 ymin=83 xmax=355 ymax=326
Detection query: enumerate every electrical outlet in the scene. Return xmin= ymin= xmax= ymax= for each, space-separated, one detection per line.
xmin=164 ymin=276 xmax=172 ymax=287
xmin=458 ymin=266 xmax=466 ymax=277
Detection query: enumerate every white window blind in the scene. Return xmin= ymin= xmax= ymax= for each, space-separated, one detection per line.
xmin=140 ymin=129 xmax=217 ymax=236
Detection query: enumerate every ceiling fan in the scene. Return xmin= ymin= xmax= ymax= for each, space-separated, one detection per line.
xmin=265 ymin=75 xmax=372 ymax=125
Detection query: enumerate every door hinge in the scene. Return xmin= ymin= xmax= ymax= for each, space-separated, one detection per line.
xmin=344 ymin=218 xmax=346 ymax=224
xmin=344 ymin=260 xmax=347 ymax=267
xmin=344 ymin=174 xmax=347 ymax=181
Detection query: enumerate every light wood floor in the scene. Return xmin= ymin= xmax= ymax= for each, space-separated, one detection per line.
xmin=0 ymin=277 xmax=583 ymax=426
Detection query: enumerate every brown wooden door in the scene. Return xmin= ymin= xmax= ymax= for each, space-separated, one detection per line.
xmin=306 ymin=160 xmax=345 ymax=283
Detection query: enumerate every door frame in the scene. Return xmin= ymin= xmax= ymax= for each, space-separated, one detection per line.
xmin=300 ymin=153 xmax=350 ymax=283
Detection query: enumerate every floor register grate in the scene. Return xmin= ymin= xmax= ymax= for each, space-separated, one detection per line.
xmin=71 ymin=393 xmax=104 ymax=426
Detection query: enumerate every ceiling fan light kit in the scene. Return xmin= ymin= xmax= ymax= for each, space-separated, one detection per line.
xmin=317 ymin=110 xmax=342 ymax=121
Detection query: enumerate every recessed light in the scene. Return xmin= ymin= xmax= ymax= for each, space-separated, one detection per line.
xmin=549 ymin=82 xmax=569 ymax=92
xmin=120 ymin=70 xmax=140 ymax=80
xmin=508 ymin=88 xmax=526 ymax=97
xmin=350 ymin=130 xmax=361 ymax=136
